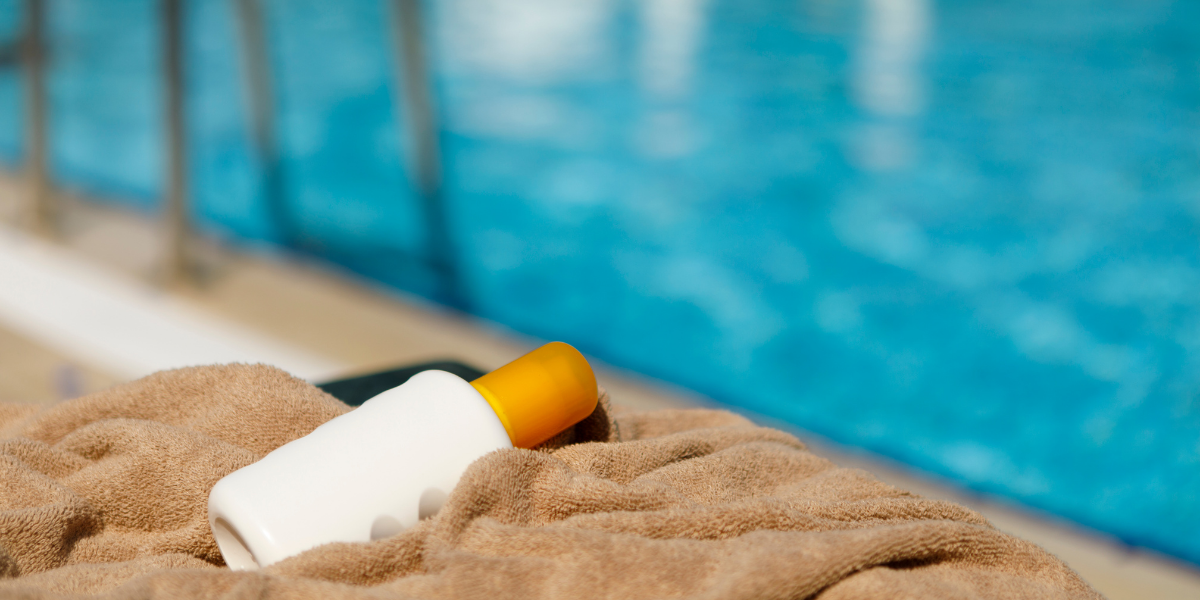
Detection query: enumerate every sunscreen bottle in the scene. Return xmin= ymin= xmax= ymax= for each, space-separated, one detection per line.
xmin=207 ymin=342 xmax=597 ymax=570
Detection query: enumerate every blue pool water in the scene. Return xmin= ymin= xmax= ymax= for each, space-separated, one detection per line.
xmin=1 ymin=0 xmax=1199 ymax=564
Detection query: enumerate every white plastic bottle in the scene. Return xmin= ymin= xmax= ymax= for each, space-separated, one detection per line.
xmin=207 ymin=342 xmax=598 ymax=570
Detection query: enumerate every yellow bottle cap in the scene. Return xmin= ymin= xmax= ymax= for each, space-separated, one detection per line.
xmin=470 ymin=342 xmax=598 ymax=449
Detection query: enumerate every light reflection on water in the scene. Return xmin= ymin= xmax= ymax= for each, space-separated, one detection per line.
xmin=0 ymin=0 xmax=1199 ymax=564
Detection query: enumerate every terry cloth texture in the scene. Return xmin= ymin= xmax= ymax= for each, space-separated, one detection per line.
xmin=0 ymin=364 xmax=1101 ymax=600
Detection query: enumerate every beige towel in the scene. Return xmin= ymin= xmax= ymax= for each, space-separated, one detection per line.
xmin=0 ymin=364 xmax=1101 ymax=599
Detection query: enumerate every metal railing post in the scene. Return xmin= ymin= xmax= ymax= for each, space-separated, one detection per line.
xmin=233 ymin=0 xmax=291 ymax=246
xmin=387 ymin=0 xmax=465 ymax=309
xmin=162 ymin=0 xmax=192 ymax=285
xmin=22 ymin=0 xmax=51 ymax=235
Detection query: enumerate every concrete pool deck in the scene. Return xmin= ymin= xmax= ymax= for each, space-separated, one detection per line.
xmin=0 ymin=176 xmax=1197 ymax=599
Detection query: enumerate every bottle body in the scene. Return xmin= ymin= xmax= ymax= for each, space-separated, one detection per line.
xmin=207 ymin=370 xmax=513 ymax=570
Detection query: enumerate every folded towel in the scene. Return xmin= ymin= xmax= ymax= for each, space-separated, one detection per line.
xmin=0 ymin=364 xmax=1100 ymax=599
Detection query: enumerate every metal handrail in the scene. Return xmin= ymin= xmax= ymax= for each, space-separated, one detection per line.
xmin=22 ymin=0 xmax=50 ymax=235
xmin=233 ymin=0 xmax=291 ymax=247
xmin=9 ymin=0 xmax=456 ymax=296
xmin=387 ymin=0 xmax=464 ymax=309
xmin=162 ymin=0 xmax=191 ymax=285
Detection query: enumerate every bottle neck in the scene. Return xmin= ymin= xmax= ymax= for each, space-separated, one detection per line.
xmin=470 ymin=380 xmax=517 ymax=445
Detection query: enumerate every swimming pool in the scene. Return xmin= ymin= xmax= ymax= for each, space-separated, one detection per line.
xmin=1 ymin=0 xmax=1198 ymax=564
